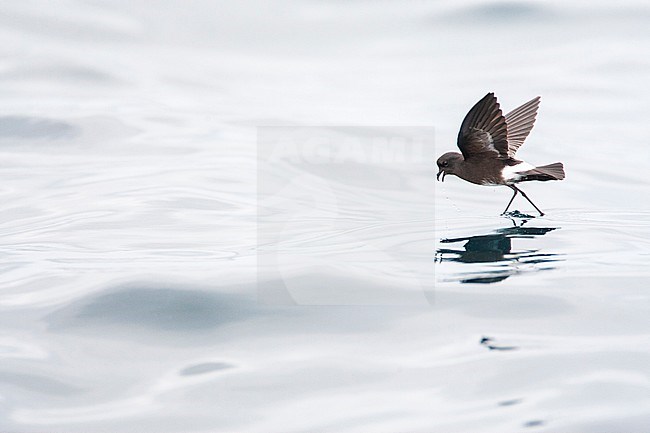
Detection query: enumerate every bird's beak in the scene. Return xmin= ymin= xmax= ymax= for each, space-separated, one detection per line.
xmin=437 ymin=169 xmax=446 ymax=182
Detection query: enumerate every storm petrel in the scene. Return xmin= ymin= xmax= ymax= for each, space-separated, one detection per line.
xmin=436 ymin=92 xmax=565 ymax=216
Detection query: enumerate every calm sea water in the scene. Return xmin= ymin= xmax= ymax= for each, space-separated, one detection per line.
xmin=1 ymin=1 xmax=650 ymax=432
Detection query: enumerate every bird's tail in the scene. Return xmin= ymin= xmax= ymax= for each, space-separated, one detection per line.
xmin=520 ymin=162 xmax=565 ymax=181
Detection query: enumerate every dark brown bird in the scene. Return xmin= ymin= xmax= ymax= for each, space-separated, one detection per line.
xmin=436 ymin=92 xmax=565 ymax=216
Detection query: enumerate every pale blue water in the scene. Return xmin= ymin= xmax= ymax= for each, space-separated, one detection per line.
xmin=1 ymin=1 xmax=650 ymax=432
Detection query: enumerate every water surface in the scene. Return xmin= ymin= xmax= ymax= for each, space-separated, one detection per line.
xmin=1 ymin=1 xmax=650 ymax=432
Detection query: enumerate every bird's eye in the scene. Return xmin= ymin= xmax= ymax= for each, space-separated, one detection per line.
xmin=442 ymin=161 xmax=449 ymax=167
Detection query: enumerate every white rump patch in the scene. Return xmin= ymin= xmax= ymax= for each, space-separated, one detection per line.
xmin=502 ymin=161 xmax=535 ymax=182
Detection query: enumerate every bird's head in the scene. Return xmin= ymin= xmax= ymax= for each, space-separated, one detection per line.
xmin=436 ymin=152 xmax=464 ymax=181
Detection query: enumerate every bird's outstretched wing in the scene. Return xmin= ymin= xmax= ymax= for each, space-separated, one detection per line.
xmin=456 ymin=93 xmax=509 ymax=160
xmin=504 ymin=96 xmax=540 ymax=157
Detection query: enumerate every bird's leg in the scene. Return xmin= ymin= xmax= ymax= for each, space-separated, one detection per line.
xmin=502 ymin=185 xmax=518 ymax=215
xmin=512 ymin=185 xmax=545 ymax=216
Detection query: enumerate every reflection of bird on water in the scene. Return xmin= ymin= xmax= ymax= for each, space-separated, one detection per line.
xmin=435 ymin=220 xmax=561 ymax=284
